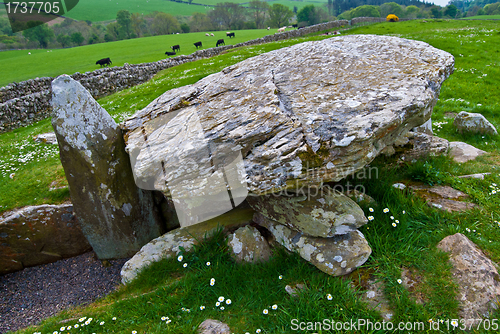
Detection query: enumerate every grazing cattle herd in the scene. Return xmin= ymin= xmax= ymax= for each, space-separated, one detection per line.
xmin=95 ymin=27 xmax=302 ymax=67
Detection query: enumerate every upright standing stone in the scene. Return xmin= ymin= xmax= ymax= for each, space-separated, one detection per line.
xmin=51 ymin=75 xmax=164 ymax=259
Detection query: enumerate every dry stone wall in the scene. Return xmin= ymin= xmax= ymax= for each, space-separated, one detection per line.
xmin=0 ymin=19 xmax=349 ymax=133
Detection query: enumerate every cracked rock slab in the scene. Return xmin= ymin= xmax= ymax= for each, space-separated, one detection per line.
xmin=122 ymin=35 xmax=454 ymax=197
xmin=247 ymin=186 xmax=367 ymax=237
xmin=254 ymin=213 xmax=371 ymax=276
xmin=407 ymin=183 xmax=477 ymax=213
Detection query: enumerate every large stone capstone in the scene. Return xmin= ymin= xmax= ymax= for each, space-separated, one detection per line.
xmin=122 ymin=35 xmax=454 ymax=200
xmin=51 ymin=75 xmax=164 ymax=259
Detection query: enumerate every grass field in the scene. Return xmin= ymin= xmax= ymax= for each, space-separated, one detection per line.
xmin=462 ymin=15 xmax=500 ymax=20
xmin=62 ymin=0 xmax=329 ymax=22
xmin=3 ymin=19 xmax=500 ymax=334
xmin=63 ymin=0 xmax=209 ymax=22
xmin=0 ymin=28 xmax=274 ymax=87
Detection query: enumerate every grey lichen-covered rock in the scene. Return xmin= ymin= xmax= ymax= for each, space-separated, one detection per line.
xmin=255 ymin=213 xmax=371 ymax=276
xmin=121 ymin=205 xmax=254 ymax=284
xmin=122 ymin=35 xmax=454 ymax=197
xmin=453 ymin=111 xmax=498 ymax=136
xmin=198 ymin=319 xmax=231 ymax=334
xmin=228 ymin=225 xmax=271 ymax=263
xmin=437 ymin=233 xmax=500 ymax=319
xmin=449 ymin=141 xmax=486 ymax=163
xmin=0 ymin=204 xmax=91 ymax=275
xmin=33 ymin=132 xmax=58 ymax=145
xmin=247 ymin=186 xmax=367 ymax=237
xmin=400 ymin=132 xmax=450 ymax=161
xmin=51 ymin=75 xmax=164 ymax=260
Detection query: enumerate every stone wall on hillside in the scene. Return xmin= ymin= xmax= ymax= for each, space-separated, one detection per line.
xmin=0 ymin=19 xmax=352 ymax=133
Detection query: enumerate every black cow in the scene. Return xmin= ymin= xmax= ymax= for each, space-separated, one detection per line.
xmin=96 ymin=57 xmax=112 ymax=67
xmin=165 ymin=51 xmax=176 ymax=56
xmin=216 ymin=39 xmax=225 ymax=47
xmin=171 ymin=45 xmax=180 ymax=52
xmin=292 ymin=24 xmax=298 ymax=28
xmin=194 ymin=41 xmax=202 ymax=49
xmin=226 ymin=32 xmax=235 ymax=38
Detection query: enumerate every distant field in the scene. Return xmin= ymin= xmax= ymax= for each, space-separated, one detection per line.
xmin=462 ymin=15 xmax=500 ymax=20
xmin=62 ymin=0 xmax=329 ymax=22
xmin=63 ymin=0 xmax=209 ymax=21
xmin=0 ymin=29 xmax=274 ymax=86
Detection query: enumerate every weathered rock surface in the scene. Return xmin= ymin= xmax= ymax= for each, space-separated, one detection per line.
xmin=228 ymin=225 xmax=271 ymax=263
xmin=457 ymin=172 xmax=491 ymax=180
xmin=123 ymin=35 xmax=454 ymax=198
xmin=407 ymin=183 xmax=477 ymax=213
xmin=437 ymin=233 xmax=500 ymax=319
xmin=255 ymin=213 xmax=371 ymax=276
xmin=359 ymin=280 xmax=393 ymax=321
xmin=198 ymin=319 xmax=231 ymax=334
xmin=33 ymin=133 xmax=58 ymax=145
xmin=412 ymin=118 xmax=433 ymax=135
xmin=51 ymin=75 xmax=164 ymax=259
xmin=453 ymin=111 xmax=498 ymax=136
xmin=400 ymin=132 xmax=450 ymax=161
xmin=247 ymin=186 xmax=367 ymax=237
xmin=121 ymin=205 xmax=254 ymax=284
xmin=449 ymin=141 xmax=486 ymax=163
xmin=344 ymin=189 xmax=377 ymax=207
xmin=0 ymin=204 xmax=91 ymax=275
xmin=285 ymin=283 xmax=307 ymax=297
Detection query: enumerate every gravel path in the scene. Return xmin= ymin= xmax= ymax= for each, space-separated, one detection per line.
xmin=0 ymin=252 xmax=128 ymax=333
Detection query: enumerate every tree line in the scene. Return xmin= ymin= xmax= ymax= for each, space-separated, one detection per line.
xmin=1 ymin=1 xmax=498 ymax=50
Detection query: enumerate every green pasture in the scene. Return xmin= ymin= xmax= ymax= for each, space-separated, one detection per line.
xmin=63 ymin=0 xmax=209 ymax=22
xmin=0 ymin=28 xmax=273 ymax=87
xmin=462 ymin=14 xmax=500 ymax=19
xmin=3 ymin=19 xmax=500 ymax=334
xmin=62 ymin=0 xmax=330 ymax=23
